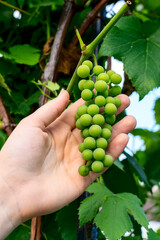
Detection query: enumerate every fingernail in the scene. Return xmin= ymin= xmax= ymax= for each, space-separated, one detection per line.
xmin=59 ymin=88 xmax=65 ymax=96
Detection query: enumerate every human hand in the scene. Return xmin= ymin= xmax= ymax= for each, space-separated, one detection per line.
xmin=0 ymin=90 xmax=136 ymax=236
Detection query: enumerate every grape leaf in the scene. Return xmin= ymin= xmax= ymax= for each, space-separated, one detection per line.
xmin=5 ymin=224 xmax=30 ymax=240
xmin=0 ymin=130 xmax=8 ymax=149
xmin=18 ymin=0 xmax=25 ymax=8
xmin=147 ymin=228 xmax=160 ymax=240
xmin=99 ymin=16 xmax=160 ymax=99
xmin=132 ymin=128 xmax=160 ymax=141
xmin=79 ymin=183 xmax=148 ymax=240
xmin=154 ymin=98 xmax=160 ymax=125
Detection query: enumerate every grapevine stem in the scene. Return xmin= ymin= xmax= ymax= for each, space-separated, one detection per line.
xmin=67 ymin=2 xmax=130 ymax=95
xmin=75 ymin=27 xmax=86 ymax=50
xmin=93 ymin=54 xmax=98 ymax=66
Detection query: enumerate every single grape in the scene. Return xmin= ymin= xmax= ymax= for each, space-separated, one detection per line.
xmin=110 ymin=73 xmax=122 ymax=84
xmin=109 ymin=86 xmax=121 ymax=96
xmin=78 ymin=165 xmax=90 ymax=176
xmin=87 ymin=104 xmax=99 ymax=116
xmin=78 ymin=79 xmax=86 ymax=91
xmin=80 ymin=114 xmax=92 ymax=127
xmin=91 ymin=161 xmax=104 ymax=173
xmin=96 ymin=138 xmax=108 ymax=149
xmin=97 ymin=73 xmax=109 ymax=83
xmin=89 ymin=125 xmax=102 ymax=138
xmin=101 ymin=128 xmax=111 ymax=139
xmin=102 ymin=90 xmax=108 ymax=98
xmin=81 ymin=128 xmax=90 ymax=138
xmin=82 ymin=149 xmax=93 ymax=161
xmin=78 ymin=142 xmax=85 ymax=152
xmin=103 ymin=155 xmax=113 ymax=167
xmin=93 ymin=148 xmax=105 ymax=161
xmin=93 ymin=65 xmax=104 ymax=75
xmin=94 ymin=80 xmax=107 ymax=93
xmin=105 ymin=114 xmax=116 ymax=125
xmin=105 ymin=103 xmax=117 ymax=115
xmin=82 ymin=60 xmax=93 ymax=70
xmin=77 ymin=65 xmax=90 ymax=78
xmin=76 ymin=119 xmax=84 ymax=130
xmin=77 ymin=105 xmax=88 ymax=116
xmin=102 ymin=123 xmax=112 ymax=132
xmin=93 ymin=114 xmax=105 ymax=126
xmin=105 ymin=96 xmax=115 ymax=104
xmin=81 ymin=89 xmax=93 ymax=101
xmin=84 ymin=137 xmax=96 ymax=149
xmin=83 ymin=80 xmax=94 ymax=90
xmin=114 ymin=97 xmax=121 ymax=108
xmin=95 ymin=96 xmax=106 ymax=107
xmin=107 ymin=70 xmax=115 ymax=77
xmin=75 ymin=113 xmax=79 ymax=120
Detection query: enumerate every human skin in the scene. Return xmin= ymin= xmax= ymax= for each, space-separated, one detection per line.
xmin=0 ymin=90 xmax=136 ymax=239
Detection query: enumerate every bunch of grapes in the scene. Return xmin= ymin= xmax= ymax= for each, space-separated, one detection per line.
xmin=75 ymin=60 xmax=122 ymax=176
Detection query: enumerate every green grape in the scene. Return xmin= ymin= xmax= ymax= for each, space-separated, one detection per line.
xmin=96 ymin=138 xmax=108 ymax=149
xmin=80 ymin=114 xmax=92 ymax=127
xmin=76 ymin=119 xmax=84 ymax=130
xmin=97 ymin=73 xmax=109 ymax=83
xmin=85 ymin=99 xmax=94 ymax=106
xmin=103 ymin=155 xmax=113 ymax=167
xmin=114 ymin=97 xmax=121 ymax=108
xmin=105 ymin=103 xmax=117 ymax=115
xmin=78 ymin=165 xmax=90 ymax=176
xmin=91 ymin=161 xmax=104 ymax=173
xmin=77 ymin=65 xmax=90 ymax=78
xmin=75 ymin=113 xmax=79 ymax=120
xmin=87 ymin=104 xmax=99 ymax=116
xmin=94 ymin=80 xmax=107 ymax=93
xmin=101 ymin=128 xmax=111 ymax=139
xmin=102 ymin=90 xmax=108 ymax=98
xmin=82 ymin=149 xmax=93 ymax=161
xmin=81 ymin=128 xmax=90 ymax=138
xmin=93 ymin=65 xmax=104 ymax=75
xmin=107 ymin=70 xmax=115 ymax=77
xmin=103 ymin=123 xmax=112 ymax=132
xmin=78 ymin=142 xmax=85 ymax=152
xmin=95 ymin=96 xmax=106 ymax=107
xmin=84 ymin=137 xmax=96 ymax=149
xmin=83 ymin=80 xmax=94 ymax=90
xmin=89 ymin=125 xmax=102 ymax=138
xmin=93 ymin=114 xmax=105 ymax=126
xmin=78 ymin=79 xmax=86 ymax=91
xmin=93 ymin=148 xmax=105 ymax=161
xmin=81 ymin=89 xmax=93 ymax=101
xmin=106 ymin=96 xmax=115 ymax=104
xmin=82 ymin=60 xmax=93 ymax=70
xmin=110 ymin=73 xmax=122 ymax=84
xmin=105 ymin=114 xmax=116 ymax=125
xmin=77 ymin=105 xmax=88 ymax=116
xmin=109 ymin=86 xmax=121 ymax=96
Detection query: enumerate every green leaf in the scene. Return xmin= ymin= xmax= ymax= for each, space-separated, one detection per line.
xmin=145 ymin=0 xmax=160 ymax=10
xmin=0 ymin=74 xmax=11 ymax=95
xmin=79 ymin=183 xmax=148 ymax=240
xmin=18 ymin=0 xmax=25 ymax=8
xmin=46 ymin=81 xmax=60 ymax=92
xmin=154 ymin=98 xmax=160 ymax=125
xmin=147 ymin=228 xmax=160 ymax=240
xmin=99 ymin=16 xmax=160 ymax=99
xmin=5 ymin=224 xmax=30 ymax=240
xmin=132 ymin=128 xmax=160 ymax=141
xmin=0 ymin=130 xmax=8 ymax=149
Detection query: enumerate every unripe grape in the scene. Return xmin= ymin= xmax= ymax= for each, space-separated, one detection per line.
xmin=89 ymin=125 xmax=102 ymax=138
xmin=110 ymin=73 xmax=122 ymax=84
xmin=78 ymin=79 xmax=86 ymax=91
xmin=105 ymin=103 xmax=117 ymax=115
xmin=101 ymin=128 xmax=111 ymax=139
xmin=97 ymin=73 xmax=109 ymax=83
xmin=94 ymin=80 xmax=107 ymax=93
xmin=102 ymin=90 xmax=108 ymax=98
xmin=114 ymin=97 xmax=121 ymax=108
xmin=77 ymin=105 xmax=87 ymax=116
xmin=109 ymin=86 xmax=121 ymax=96
xmin=107 ymin=70 xmax=115 ymax=77
xmin=95 ymin=96 xmax=106 ymax=107
xmin=93 ymin=65 xmax=104 ymax=75
xmin=81 ymin=89 xmax=93 ymax=101
xmin=77 ymin=65 xmax=90 ymax=78
xmin=75 ymin=113 xmax=79 ymax=120
xmin=81 ymin=128 xmax=90 ymax=138
xmin=96 ymin=138 xmax=108 ymax=149
xmin=85 ymin=99 xmax=94 ymax=106
xmin=103 ymin=123 xmax=112 ymax=132
xmin=106 ymin=96 xmax=115 ymax=104
xmin=78 ymin=165 xmax=90 ymax=176
xmin=82 ymin=60 xmax=93 ymax=70
xmin=80 ymin=114 xmax=92 ymax=127
xmin=103 ymin=155 xmax=113 ymax=167
xmin=93 ymin=114 xmax=105 ymax=126
xmin=93 ymin=148 xmax=105 ymax=161
xmin=105 ymin=114 xmax=116 ymax=125
xmin=83 ymin=80 xmax=94 ymax=90
xmin=91 ymin=161 xmax=104 ymax=173
xmin=87 ymin=104 xmax=99 ymax=116
xmin=82 ymin=149 xmax=93 ymax=161
xmin=76 ymin=119 xmax=84 ymax=130
xmin=78 ymin=142 xmax=85 ymax=152
xmin=84 ymin=137 xmax=96 ymax=149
